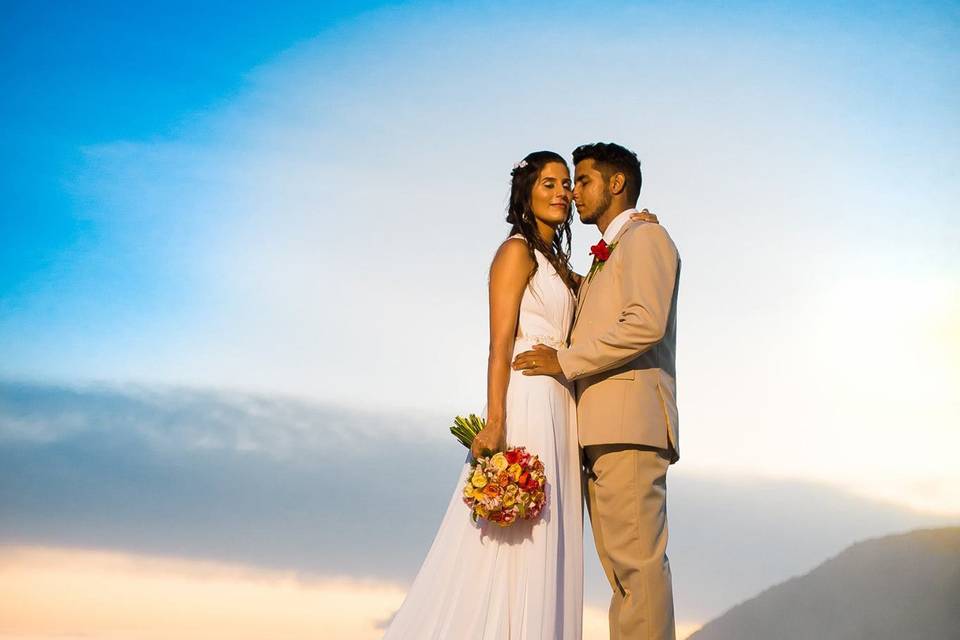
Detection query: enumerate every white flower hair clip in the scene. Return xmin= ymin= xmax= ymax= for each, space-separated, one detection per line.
xmin=513 ymin=159 xmax=528 ymax=170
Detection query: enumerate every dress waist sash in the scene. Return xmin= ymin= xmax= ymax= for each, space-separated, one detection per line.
xmin=512 ymin=334 xmax=566 ymax=354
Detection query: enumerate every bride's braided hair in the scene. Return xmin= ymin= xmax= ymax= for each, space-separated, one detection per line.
xmin=505 ymin=151 xmax=576 ymax=291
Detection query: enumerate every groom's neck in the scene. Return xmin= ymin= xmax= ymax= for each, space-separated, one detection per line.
xmin=595 ymin=207 xmax=622 ymax=236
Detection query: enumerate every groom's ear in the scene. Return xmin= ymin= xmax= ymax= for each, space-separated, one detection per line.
xmin=608 ymin=172 xmax=627 ymax=196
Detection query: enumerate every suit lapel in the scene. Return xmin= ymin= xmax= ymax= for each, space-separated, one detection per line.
xmin=573 ymin=263 xmax=595 ymax=325
xmin=572 ymin=221 xmax=642 ymax=328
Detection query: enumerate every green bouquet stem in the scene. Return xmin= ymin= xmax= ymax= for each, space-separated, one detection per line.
xmin=450 ymin=414 xmax=487 ymax=450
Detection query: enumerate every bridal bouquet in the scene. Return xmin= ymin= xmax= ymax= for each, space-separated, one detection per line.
xmin=450 ymin=414 xmax=547 ymax=527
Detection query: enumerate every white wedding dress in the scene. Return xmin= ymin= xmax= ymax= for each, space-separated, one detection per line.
xmin=383 ymin=236 xmax=583 ymax=639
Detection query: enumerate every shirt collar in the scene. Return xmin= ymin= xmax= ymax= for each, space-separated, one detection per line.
xmin=601 ymin=208 xmax=639 ymax=244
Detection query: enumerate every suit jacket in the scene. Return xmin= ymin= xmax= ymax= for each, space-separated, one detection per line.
xmin=557 ymin=220 xmax=681 ymax=462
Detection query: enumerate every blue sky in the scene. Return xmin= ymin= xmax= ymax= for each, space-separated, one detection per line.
xmin=4 ymin=0 xmax=957 ymax=300
xmin=0 ymin=3 xmax=958 ymax=634
xmin=2 ymin=0 xmax=381 ymax=292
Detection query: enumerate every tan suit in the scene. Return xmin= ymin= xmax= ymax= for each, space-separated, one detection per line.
xmin=558 ymin=219 xmax=680 ymax=640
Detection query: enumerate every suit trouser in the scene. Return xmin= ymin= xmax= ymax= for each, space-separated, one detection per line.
xmin=583 ymin=444 xmax=675 ymax=640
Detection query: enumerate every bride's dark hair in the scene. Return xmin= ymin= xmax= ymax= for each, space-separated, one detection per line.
xmin=506 ymin=151 xmax=576 ymax=291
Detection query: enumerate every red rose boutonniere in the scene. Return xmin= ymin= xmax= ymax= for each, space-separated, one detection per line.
xmin=587 ymin=239 xmax=617 ymax=280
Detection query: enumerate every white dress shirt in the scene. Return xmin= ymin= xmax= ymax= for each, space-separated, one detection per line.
xmin=601 ymin=208 xmax=639 ymax=244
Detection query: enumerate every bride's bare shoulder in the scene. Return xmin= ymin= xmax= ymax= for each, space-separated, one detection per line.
xmin=490 ymin=236 xmax=534 ymax=278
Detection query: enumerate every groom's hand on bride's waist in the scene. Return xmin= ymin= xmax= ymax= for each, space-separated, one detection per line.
xmin=512 ymin=344 xmax=563 ymax=378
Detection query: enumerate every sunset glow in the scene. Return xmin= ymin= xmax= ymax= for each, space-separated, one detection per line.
xmin=0 ymin=546 xmax=701 ymax=640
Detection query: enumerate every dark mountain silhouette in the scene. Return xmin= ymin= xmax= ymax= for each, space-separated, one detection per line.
xmin=689 ymin=527 xmax=960 ymax=640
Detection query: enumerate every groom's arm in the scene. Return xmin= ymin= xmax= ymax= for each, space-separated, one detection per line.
xmin=557 ymin=223 xmax=678 ymax=382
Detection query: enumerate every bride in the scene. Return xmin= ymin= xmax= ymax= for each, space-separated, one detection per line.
xmin=382 ymin=151 xmax=652 ymax=639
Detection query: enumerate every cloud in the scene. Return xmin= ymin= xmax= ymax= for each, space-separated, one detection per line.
xmin=2 ymin=381 xmax=956 ymax=625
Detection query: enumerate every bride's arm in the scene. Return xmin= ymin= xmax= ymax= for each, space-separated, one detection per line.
xmin=470 ymin=238 xmax=533 ymax=459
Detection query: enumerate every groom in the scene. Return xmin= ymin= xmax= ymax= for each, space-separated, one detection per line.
xmin=513 ymin=142 xmax=680 ymax=640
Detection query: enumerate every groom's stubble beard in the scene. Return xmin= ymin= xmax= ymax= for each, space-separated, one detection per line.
xmin=579 ymin=188 xmax=613 ymax=227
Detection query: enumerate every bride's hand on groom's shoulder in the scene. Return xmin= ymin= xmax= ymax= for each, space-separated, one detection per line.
xmin=630 ymin=208 xmax=659 ymax=224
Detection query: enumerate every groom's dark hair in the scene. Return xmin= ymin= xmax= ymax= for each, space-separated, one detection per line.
xmin=572 ymin=142 xmax=642 ymax=205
